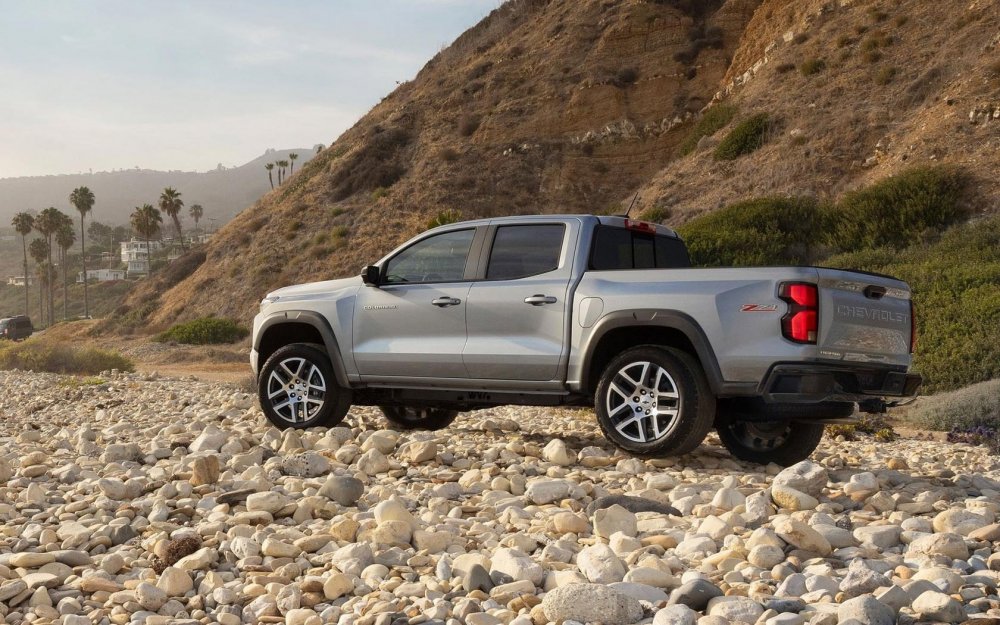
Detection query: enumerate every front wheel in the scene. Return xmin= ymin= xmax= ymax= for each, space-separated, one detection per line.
xmin=258 ymin=343 xmax=352 ymax=429
xmin=379 ymin=406 xmax=459 ymax=430
xmin=716 ymin=418 xmax=824 ymax=466
xmin=595 ymin=346 xmax=715 ymax=457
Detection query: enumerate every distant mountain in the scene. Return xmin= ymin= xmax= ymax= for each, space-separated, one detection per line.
xmin=0 ymin=148 xmax=315 ymax=227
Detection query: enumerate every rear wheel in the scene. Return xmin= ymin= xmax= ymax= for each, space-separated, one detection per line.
xmin=595 ymin=346 xmax=715 ymax=457
xmin=258 ymin=343 xmax=352 ymax=429
xmin=379 ymin=406 xmax=459 ymax=430
xmin=716 ymin=418 xmax=825 ymax=466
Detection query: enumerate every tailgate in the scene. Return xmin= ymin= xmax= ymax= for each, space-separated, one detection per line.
xmin=815 ymin=268 xmax=912 ymax=367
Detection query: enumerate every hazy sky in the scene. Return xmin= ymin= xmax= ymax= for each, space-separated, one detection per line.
xmin=0 ymin=1 xmax=496 ymax=178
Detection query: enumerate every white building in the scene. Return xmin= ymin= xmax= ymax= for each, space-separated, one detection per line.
xmin=77 ymin=268 xmax=126 ymax=283
xmin=6 ymin=276 xmax=33 ymax=287
xmin=121 ymin=239 xmax=163 ymax=275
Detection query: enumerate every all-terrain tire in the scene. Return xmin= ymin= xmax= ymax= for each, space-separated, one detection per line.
xmin=595 ymin=345 xmax=716 ymax=457
xmin=715 ymin=416 xmax=825 ymax=466
xmin=258 ymin=343 xmax=352 ymax=429
xmin=379 ymin=406 xmax=459 ymax=431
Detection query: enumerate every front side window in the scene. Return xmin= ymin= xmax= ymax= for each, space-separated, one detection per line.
xmin=384 ymin=229 xmax=475 ymax=284
xmin=486 ymin=224 xmax=565 ymax=280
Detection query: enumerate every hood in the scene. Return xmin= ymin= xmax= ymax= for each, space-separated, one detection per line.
xmin=264 ymin=276 xmax=362 ymax=303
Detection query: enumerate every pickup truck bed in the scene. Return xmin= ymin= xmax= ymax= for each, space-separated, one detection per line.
xmin=251 ymin=214 xmax=920 ymax=466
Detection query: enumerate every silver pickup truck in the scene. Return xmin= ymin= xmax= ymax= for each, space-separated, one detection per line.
xmin=251 ymin=215 xmax=920 ymax=465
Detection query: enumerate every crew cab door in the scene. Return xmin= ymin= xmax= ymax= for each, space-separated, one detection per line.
xmin=353 ymin=227 xmax=481 ymax=379
xmin=463 ymin=222 xmax=575 ymax=380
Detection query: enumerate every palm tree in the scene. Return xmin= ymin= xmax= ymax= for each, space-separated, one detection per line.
xmin=130 ymin=204 xmax=162 ymax=276
xmin=277 ymin=159 xmax=289 ymax=185
xmin=12 ymin=212 xmax=34 ymax=317
xmin=56 ymin=218 xmax=76 ymax=320
xmin=28 ymin=238 xmax=48 ymax=326
xmin=159 ymin=187 xmax=186 ymax=251
xmin=189 ymin=204 xmax=204 ymax=234
xmin=34 ymin=207 xmax=64 ymax=324
xmin=289 ymin=152 xmax=298 ymax=175
xmin=69 ymin=186 xmax=95 ymax=319
xmin=265 ymin=163 xmax=275 ymax=189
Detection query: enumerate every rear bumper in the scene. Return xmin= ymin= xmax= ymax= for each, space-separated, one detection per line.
xmin=759 ymin=362 xmax=922 ymax=404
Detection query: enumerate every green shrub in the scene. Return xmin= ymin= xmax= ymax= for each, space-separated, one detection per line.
xmin=332 ymin=225 xmax=349 ymax=239
xmin=678 ymin=197 xmax=831 ymax=267
xmin=906 ymin=379 xmax=1000 ymax=430
xmin=826 ymin=216 xmax=1000 ymax=392
xmin=0 ymin=339 xmax=134 ymax=374
xmin=799 ymin=58 xmax=826 ymax=76
xmin=639 ymin=205 xmax=672 ymax=223
xmin=677 ymin=104 xmax=737 ymax=156
xmin=831 ymin=166 xmax=968 ymax=252
xmin=371 ymin=187 xmax=389 ymax=201
xmin=427 ymin=209 xmax=462 ymax=229
xmin=713 ymin=113 xmax=773 ymax=161
xmin=156 ymin=317 xmax=249 ymax=345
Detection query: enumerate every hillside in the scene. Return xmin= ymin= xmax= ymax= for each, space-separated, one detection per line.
xmin=0 ymin=148 xmax=313 ymax=227
xmin=120 ymin=0 xmax=999 ymax=331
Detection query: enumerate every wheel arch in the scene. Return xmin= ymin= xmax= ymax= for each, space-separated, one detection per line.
xmin=255 ymin=311 xmax=351 ymax=387
xmin=582 ymin=310 xmax=724 ymax=395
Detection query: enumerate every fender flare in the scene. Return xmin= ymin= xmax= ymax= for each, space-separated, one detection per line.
xmin=255 ymin=310 xmax=351 ymax=388
xmin=581 ymin=309 xmax=725 ymax=394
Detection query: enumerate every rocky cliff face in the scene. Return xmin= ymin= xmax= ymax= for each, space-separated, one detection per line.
xmin=118 ymin=0 xmax=999 ymax=328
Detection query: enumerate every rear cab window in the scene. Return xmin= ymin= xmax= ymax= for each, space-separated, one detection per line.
xmin=589 ymin=225 xmax=691 ymax=270
xmin=486 ymin=224 xmax=566 ymax=280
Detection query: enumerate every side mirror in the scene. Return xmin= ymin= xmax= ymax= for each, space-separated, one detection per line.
xmin=361 ymin=265 xmax=381 ymax=287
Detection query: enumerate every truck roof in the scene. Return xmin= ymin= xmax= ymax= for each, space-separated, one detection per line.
xmin=429 ymin=214 xmax=681 ymax=239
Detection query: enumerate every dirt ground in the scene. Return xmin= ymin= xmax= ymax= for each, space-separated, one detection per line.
xmin=34 ymin=319 xmax=252 ymax=385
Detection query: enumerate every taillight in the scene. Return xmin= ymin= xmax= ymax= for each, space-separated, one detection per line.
xmin=624 ymin=219 xmax=656 ymax=233
xmin=779 ymin=282 xmax=818 ymax=344
xmin=909 ymin=299 xmax=916 ymax=354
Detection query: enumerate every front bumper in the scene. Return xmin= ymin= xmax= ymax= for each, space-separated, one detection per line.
xmin=759 ymin=362 xmax=922 ymax=404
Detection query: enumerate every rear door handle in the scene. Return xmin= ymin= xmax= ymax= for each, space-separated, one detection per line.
xmin=431 ymin=297 xmax=462 ymax=307
xmin=524 ymin=294 xmax=557 ymax=306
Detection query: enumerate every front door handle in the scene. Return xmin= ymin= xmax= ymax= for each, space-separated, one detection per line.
xmin=524 ymin=294 xmax=557 ymax=306
xmin=431 ymin=297 xmax=462 ymax=307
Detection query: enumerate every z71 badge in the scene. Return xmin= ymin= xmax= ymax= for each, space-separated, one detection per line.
xmin=740 ymin=304 xmax=779 ymax=312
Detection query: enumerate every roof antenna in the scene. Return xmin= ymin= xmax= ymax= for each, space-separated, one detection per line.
xmin=623 ymin=191 xmax=639 ymax=218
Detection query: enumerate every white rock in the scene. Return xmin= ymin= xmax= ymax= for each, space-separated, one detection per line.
xmin=157 ymin=567 xmax=193 ymax=596
xmin=543 ymin=439 xmax=574 ymax=465
xmin=577 ymin=543 xmax=626 ymax=583
xmin=772 ymin=460 xmax=827 ymax=496
xmin=246 ymin=491 xmax=291 ymax=514
xmin=542 ymin=583 xmax=643 ymax=624
xmin=912 ymin=590 xmax=966 ymax=623
xmin=770 ymin=483 xmax=818 ymax=511
xmin=594 ymin=504 xmax=637 ymax=538
xmin=908 ymin=532 xmax=969 ymax=559
xmin=706 ymin=596 xmax=764 ymax=622
xmin=189 ymin=426 xmax=227 ymax=452
xmin=491 ymin=548 xmax=544 ymax=586
xmin=525 ymin=478 xmax=575 ymax=505
xmin=747 ymin=544 xmax=785 ymax=568
xmin=773 ymin=517 xmax=832 ymax=555
xmin=653 ymin=604 xmax=697 ymax=625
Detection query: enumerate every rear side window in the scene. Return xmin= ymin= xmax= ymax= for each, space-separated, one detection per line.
xmin=486 ymin=224 xmax=565 ymax=280
xmin=589 ymin=226 xmax=691 ymax=270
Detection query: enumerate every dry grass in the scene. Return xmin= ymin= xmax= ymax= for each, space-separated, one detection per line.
xmin=0 ymin=338 xmax=134 ymax=374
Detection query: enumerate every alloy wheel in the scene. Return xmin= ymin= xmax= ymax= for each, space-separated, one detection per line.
xmin=605 ymin=360 xmax=682 ymax=443
xmin=265 ymin=357 xmax=327 ymax=424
